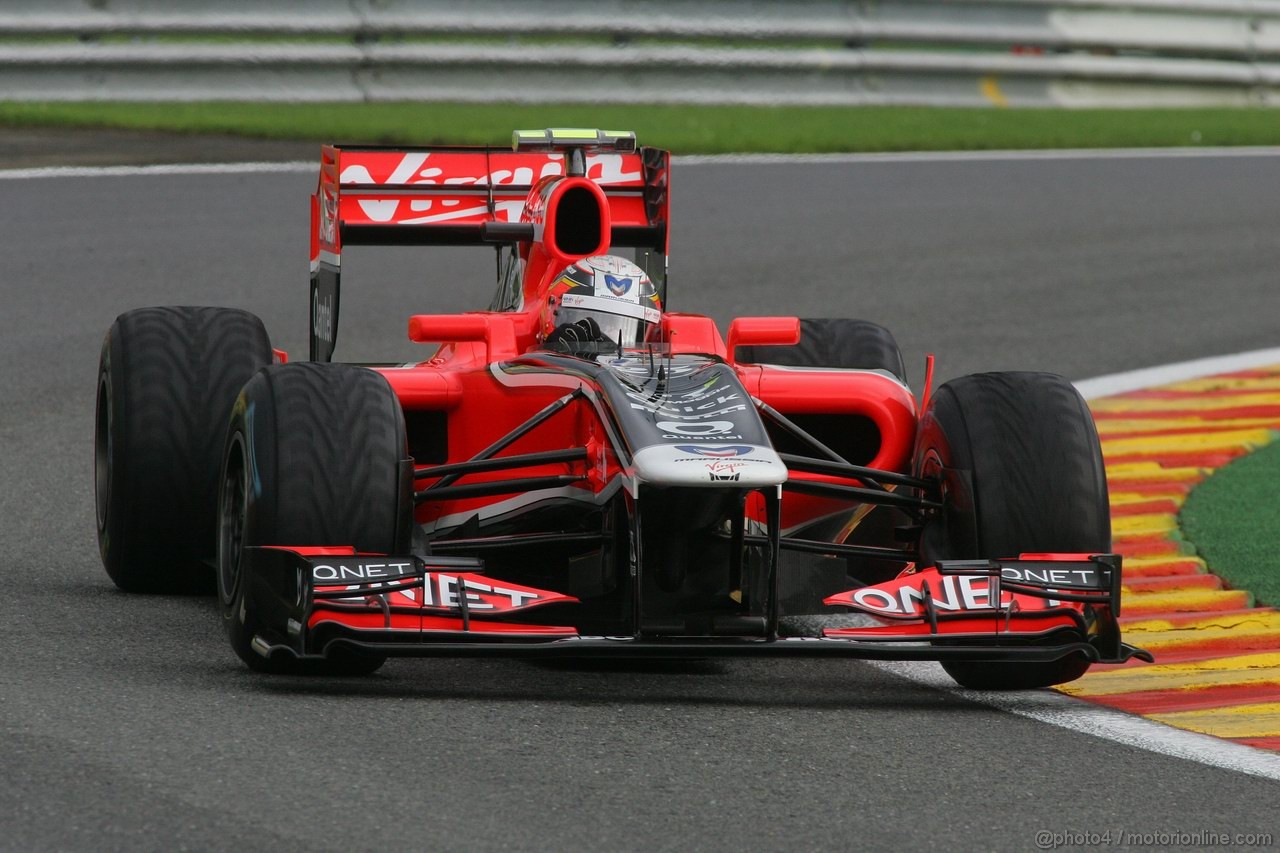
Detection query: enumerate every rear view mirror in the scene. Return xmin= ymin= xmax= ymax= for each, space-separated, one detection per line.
xmin=726 ymin=317 xmax=801 ymax=364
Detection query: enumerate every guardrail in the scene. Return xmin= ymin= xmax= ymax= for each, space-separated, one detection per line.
xmin=2 ymin=0 xmax=1279 ymax=107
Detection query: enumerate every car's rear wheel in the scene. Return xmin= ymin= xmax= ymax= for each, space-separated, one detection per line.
xmin=217 ymin=362 xmax=412 ymax=675
xmin=96 ymin=306 xmax=272 ymax=593
xmin=733 ymin=318 xmax=907 ymax=383
xmin=914 ymin=372 xmax=1110 ymax=690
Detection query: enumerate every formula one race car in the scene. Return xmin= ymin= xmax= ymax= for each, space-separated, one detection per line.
xmin=94 ymin=128 xmax=1151 ymax=688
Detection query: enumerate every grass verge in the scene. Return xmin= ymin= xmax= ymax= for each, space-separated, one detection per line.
xmin=4 ymin=102 xmax=1280 ymax=153
xmin=1180 ymin=438 xmax=1280 ymax=607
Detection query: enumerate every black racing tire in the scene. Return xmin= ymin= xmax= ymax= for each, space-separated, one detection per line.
xmin=217 ymin=362 xmax=412 ymax=676
xmin=913 ymin=372 xmax=1110 ymax=690
xmin=733 ymin=318 xmax=908 ymax=383
xmin=96 ymin=306 xmax=272 ymax=593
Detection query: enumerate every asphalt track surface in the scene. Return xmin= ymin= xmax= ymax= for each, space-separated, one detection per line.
xmin=3 ymin=154 xmax=1280 ymax=851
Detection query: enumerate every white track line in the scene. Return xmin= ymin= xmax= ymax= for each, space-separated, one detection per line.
xmin=679 ymin=146 xmax=1280 ymax=165
xmin=0 ymin=161 xmax=314 ymax=180
xmin=2 ymin=146 xmax=1280 ymax=180
xmin=873 ymin=661 xmax=1280 ymax=782
xmin=1074 ymin=347 xmax=1280 ymax=399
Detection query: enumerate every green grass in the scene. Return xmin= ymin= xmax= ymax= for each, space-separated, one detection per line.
xmin=4 ymin=102 xmax=1280 ymax=153
xmin=1180 ymin=438 xmax=1280 ymax=607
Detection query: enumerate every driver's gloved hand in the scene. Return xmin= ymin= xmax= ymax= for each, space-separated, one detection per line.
xmin=545 ymin=318 xmax=609 ymax=353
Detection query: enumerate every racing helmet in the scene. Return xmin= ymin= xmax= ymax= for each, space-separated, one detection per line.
xmin=541 ymin=255 xmax=662 ymax=349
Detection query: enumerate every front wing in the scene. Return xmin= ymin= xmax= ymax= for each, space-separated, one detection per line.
xmin=238 ymin=547 xmax=1151 ymax=666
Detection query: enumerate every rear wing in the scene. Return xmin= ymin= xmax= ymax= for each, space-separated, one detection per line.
xmin=309 ymin=141 xmax=670 ymax=360
xmin=314 ymin=144 xmax=669 ymax=249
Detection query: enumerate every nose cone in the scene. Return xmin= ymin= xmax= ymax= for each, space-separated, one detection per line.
xmin=631 ymin=443 xmax=788 ymax=487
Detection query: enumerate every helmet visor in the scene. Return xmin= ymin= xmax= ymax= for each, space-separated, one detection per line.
xmin=557 ymin=292 xmax=661 ymax=345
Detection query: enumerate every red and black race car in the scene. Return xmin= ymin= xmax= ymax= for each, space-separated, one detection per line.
xmin=95 ymin=128 xmax=1151 ymax=688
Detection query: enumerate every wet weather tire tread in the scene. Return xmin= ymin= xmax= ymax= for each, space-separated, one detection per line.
xmin=97 ymin=306 xmax=271 ymax=593
xmin=257 ymin=363 xmax=407 ymax=553
xmin=220 ymin=363 xmax=410 ymax=676
xmin=915 ymin=372 xmax=1109 ymax=690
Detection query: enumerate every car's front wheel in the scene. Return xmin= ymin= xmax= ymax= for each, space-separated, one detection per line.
xmin=217 ymin=362 xmax=413 ymax=675
xmin=914 ymin=371 xmax=1110 ymax=690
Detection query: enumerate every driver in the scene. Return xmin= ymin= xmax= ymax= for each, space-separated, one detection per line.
xmin=540 ymin=255 xmax=661 ymax=354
